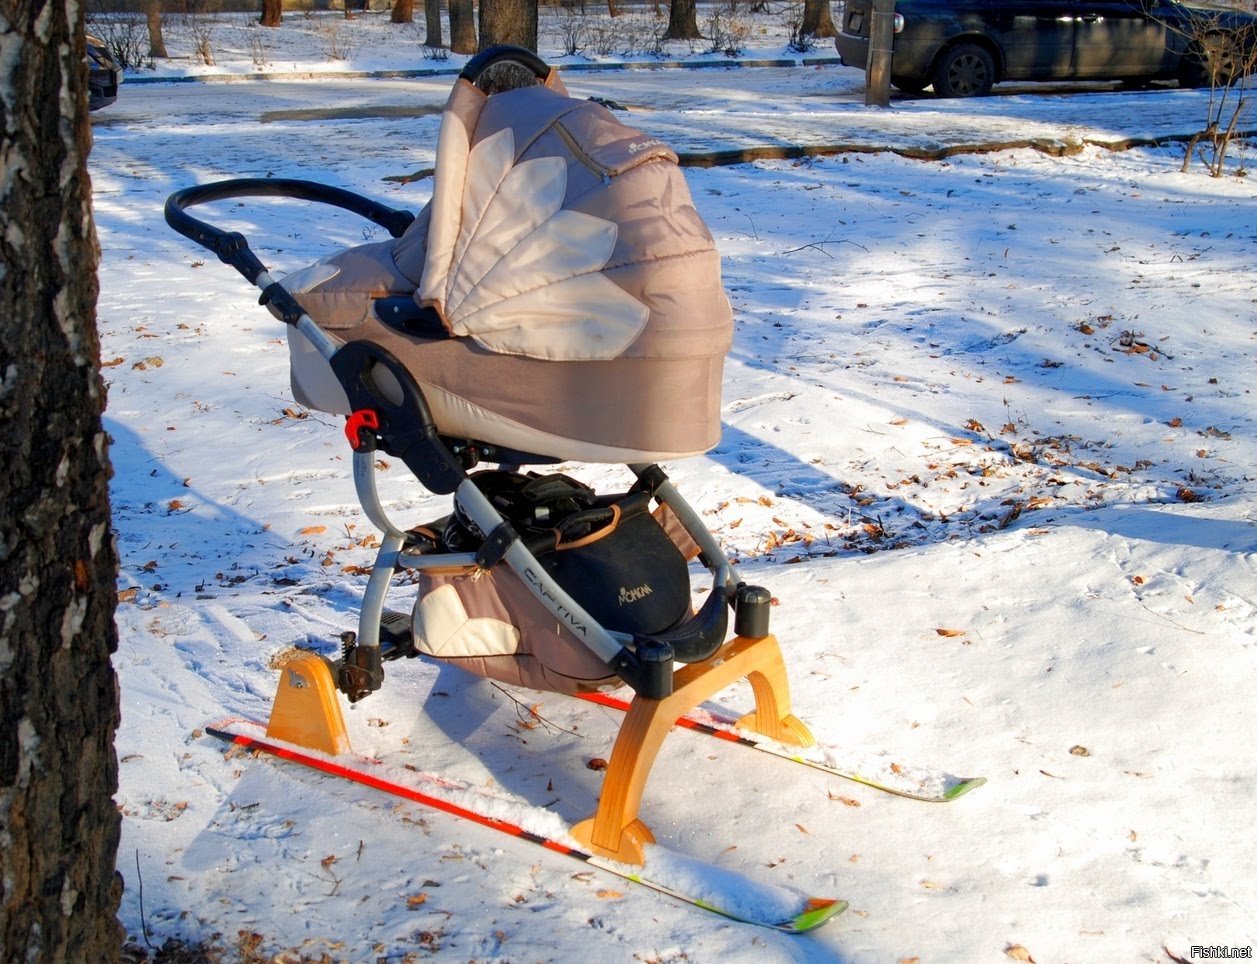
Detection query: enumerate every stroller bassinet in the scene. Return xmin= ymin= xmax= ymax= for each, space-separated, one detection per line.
xmin=282 ymin=55 xmax=732 ymax=464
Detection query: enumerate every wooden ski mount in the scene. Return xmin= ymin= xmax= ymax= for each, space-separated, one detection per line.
xmin=571 ymin=632 xmax=811 ymax=864
xmin=263 ymin=632 xmax=812 ymax=867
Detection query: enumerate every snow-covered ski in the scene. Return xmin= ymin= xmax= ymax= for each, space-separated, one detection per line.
xmin=206 ymin=718 xmax=847 ymax=933
xmin=576 ymin=692 xmax=986 ymax=803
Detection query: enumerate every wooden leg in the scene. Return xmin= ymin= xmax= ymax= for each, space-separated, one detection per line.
xmin=735 ymin=645 xmax=815 ymax=748
xmin=265 ymin=652 xmax=351 ymax=756
xmin=571 ymin=634 xmax=812 ymax=865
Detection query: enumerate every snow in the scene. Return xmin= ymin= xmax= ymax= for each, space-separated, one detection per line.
xmin=94 ymin=12 xmax=1257 ymax=962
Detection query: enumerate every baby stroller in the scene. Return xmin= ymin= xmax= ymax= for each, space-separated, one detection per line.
xmin=165 ymin=47 xmax=814 ymax=867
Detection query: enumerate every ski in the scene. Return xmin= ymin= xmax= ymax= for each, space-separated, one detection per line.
xmin=206 ymin=718 xmax=847 ymax=933
xmin=575 ymin=692 xmax=986 ymax=803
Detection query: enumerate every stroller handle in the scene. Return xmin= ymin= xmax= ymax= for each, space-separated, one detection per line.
xmin=460 ymin=45 xmax=551 ymax=85
xmin=164 ymin=178 xmax=416 ymax=287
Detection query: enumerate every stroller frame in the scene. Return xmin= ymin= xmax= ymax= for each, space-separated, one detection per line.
xmin=164 ymin=52 xmax=813 ymax=865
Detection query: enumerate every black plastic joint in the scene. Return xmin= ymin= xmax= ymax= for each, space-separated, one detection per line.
xmin=475 ymin=522 xmax=519 ymax=569
xmin=214 ymin=231 xmax=249 ymax=263
xmin=733 ymin=584 xmax=772 ymax=639
xmin=338 ymin=642 xmax=383 ymax=703
xmin=612 ymin=640 xmax=674 ymax=699
xmin=258 ymin=282 xmax=305 ymax=326
xmin=631 ymin=464 xmax=669 ymax=496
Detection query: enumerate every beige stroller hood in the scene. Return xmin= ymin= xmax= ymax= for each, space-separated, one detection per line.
xmin=283 ymin=71 xmax=733 ymax=463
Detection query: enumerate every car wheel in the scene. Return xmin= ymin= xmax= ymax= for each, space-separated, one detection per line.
xmin=1179 ymin=34 xmax=1238 ymax=89
xmin=932 ymin=43 xmax=995 ymax=98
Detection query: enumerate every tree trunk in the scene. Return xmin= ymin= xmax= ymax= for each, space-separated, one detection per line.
xmin=449 ymin=0 xmax=477 ymax=53
xmin=146 ymin=1 xmax=168 ymax=58
xmin=0 ymin=9 xmax=123 ymax=963
xmin=800 ymin=0 xmax=836 ymax=39
xmin=392 ymin=0 xmax=415 ymax=23
xmin=423 ymin=0 xmax=444 ymax=46
xmin=479 ymin=0 xmax=538 ymax=52
xmin=664 ymin=0 xmax=700 ymax=40
xmin=260 ymin=0 xmax=283 ymax=27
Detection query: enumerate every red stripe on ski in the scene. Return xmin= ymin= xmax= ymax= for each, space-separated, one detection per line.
xmin=206 ymin=718 xmax=847 ymax=931
xmin=209 ymin=725 xmax=579 ymax=859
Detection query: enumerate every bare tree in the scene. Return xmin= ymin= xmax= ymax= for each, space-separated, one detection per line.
xmin=1180 ymin=29 xmax=1257 ymax=175
xmin=449 ymin=0 xmax=478 ymax=52
xmin=146 ymin=0 xmax=169 ymax=57
xmin=0 ymin=3 xmax=124 ymax=960
xmin=665 ymin=0 xmax=700 ymax=40
xmin=424 ymin=0 xmax=445 ymax=46
xmin=260 ymin=0 xmax=282 ymax=27
xmin=1144 ymin=5 xmax=1257 ymax=175
xmin=480 ymin=0 xmax=539 ymax=50
xmin=800 ymin=0 xmax=836 ymax=39
xmin=393 ymin=0 xmax=415 ymax=24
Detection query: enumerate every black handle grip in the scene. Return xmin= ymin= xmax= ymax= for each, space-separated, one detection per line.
xmin=164 ymin=178 xmax=416 ymax=285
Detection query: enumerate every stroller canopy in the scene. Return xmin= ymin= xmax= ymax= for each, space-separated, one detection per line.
xmin=284 ymin=69 xmax=733 ymax=463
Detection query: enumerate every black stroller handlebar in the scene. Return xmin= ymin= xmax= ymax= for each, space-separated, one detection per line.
xmin=164 ymin=178 xmax=416 ymax=288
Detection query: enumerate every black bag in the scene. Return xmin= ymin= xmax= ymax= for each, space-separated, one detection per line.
xmin=536 ymin=492 xmax=691 ymax=638
xmin=447 ymin=471 xmax=691 ymax=638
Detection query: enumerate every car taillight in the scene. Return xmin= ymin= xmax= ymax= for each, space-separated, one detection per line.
xmin=894 ymin=13 xmax=904 ymax=33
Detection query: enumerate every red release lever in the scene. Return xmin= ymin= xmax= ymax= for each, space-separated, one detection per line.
xmin=344 ymin=409 xmax=380 ymax=450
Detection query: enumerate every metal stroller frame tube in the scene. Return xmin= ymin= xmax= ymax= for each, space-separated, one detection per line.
xmin=294 ymin=315 xmax=343 ymax=367
xmin=629 ymin=464 xmax=742 ymax=595
xmin=353 ymin=452 xmax=408 ymax=542
xmin=453 ymin=477 xmax=632 ymax=663
xmin=357 ymin=532 xmax=404 ymax=652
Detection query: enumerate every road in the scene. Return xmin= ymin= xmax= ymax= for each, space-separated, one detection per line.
xmin=94 ymin=63 xmax=1225 ymax=164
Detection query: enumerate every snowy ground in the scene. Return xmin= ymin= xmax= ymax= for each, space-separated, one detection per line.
xmin=93 ymin=12 xmax=1257 ymax=963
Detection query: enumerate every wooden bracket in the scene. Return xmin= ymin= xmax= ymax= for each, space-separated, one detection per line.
xmin=572 ymin=633 xmax=813 ymax=865
xmin=265 ymin=652 xmax=351 ymax=756
xmin=259 ymin=638 xmax=809 ymax=869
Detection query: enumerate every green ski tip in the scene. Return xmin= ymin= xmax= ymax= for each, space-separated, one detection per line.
xmin=943 ymin=776 xmax=988 ymax=801
xmin=791 ymin=897 xmax=848 ymax=932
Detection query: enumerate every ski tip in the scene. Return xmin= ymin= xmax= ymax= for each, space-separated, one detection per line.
xmin=943 ymin=776 xmax=987 ymax=801
xmin=787 ymin=897 xmax=848 ymax=932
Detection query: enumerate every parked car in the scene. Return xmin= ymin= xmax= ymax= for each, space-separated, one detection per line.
xmin=87 ymin=35 xmax=123 ymax=111
xmin=835 ymin=0 xmax=1257 ymax=97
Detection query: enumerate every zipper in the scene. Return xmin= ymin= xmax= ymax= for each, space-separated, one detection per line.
xmin=554 ymin=121 xmax=613 ymax=184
